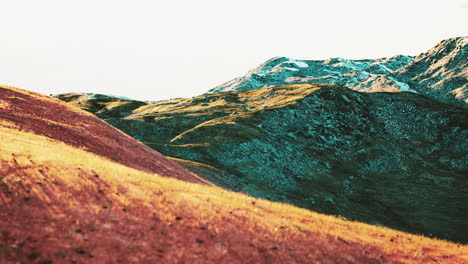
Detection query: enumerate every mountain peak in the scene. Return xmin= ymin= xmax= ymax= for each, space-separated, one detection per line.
xmin=209 ymin=54 xmax=414 ymax=93
xmin=209 ymin=37 xmax=467 ymax=107
xmin=393 ymin=36 xmax=467 ymax=106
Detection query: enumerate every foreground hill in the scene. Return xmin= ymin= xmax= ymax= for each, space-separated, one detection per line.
xmin=3 ymin=86 xmax=468 ymax=263
xmin=210 ymin=37 xmax=467 ymax=107
xmin=0 ymin=86 xmax=205 ymax=185
xmin=57 ymin=83 xmax=468 ymax=243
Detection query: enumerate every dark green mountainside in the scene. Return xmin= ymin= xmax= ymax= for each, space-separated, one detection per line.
xmin=57 ymin=83 xmax=468 ymax=243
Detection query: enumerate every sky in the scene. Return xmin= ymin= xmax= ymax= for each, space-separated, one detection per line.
xmin=0 ymin=0 xmax=467 ymax=101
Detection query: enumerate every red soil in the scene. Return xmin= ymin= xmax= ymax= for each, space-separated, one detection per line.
xmin=0 ymin=86 xmax=207 ymax=185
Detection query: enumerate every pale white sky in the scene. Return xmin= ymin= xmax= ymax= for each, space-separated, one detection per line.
xmin=0 ymin=0 xmax=467 ymax=100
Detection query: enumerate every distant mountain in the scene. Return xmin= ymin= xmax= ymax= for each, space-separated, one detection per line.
xmin=56 ymin=92 xmax=148 ymax=119
xmin=393 ymin=36 xmax=468 ymax=106
xmin=57 ymin=83 xmax=468 ymax=243
xmin=6 ymin=85 xmax=467 ymax=263
xmin=210 ymin=55 xmax=415 ymax=93
xmin=210 ymin=37 xmax=467 ymax=107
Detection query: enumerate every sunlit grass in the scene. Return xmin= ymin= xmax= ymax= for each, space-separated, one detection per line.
xmin=1 ymin=84 xmax=467 ymax=263
xmin=0 ymin=125 xmax=466 ymax=263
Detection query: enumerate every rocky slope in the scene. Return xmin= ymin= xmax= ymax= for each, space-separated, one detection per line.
xmin=210 ymin=37 xmax=467 ymax=107
xmin=210 ymin=55 xmax=415 ymax=93
xmin=57 ymin=83 xmax=468 ymax=243
xmin=393 ymin=36 xmax=468 ymax=107
xmin=6 ymin=85 xmax=468 ymax=263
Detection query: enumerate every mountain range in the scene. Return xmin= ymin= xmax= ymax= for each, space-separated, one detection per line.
xmin=56 ymin=37 xmax=468 ymax=243
xmin=1 ymin=36 xmax=467 ymax=263
xmin=211 ymin=36 xmax=467 ymax=107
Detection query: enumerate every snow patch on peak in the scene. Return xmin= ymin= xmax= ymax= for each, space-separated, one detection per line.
xmin=283 ymin=58 xmax=308 ymax=68
xmin=283 ymin=67 xmax=300 ymax=71
xmin=326 ymin=58 xmax=369 ymax=71
xmin=387 ymin=77 xmax=418 ymax=93
xmin=370 ymin=62 xmax=393 ymax=73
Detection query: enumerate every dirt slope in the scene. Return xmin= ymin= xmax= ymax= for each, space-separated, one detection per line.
xmin=1 ymin=85 xmax=467 ymax=263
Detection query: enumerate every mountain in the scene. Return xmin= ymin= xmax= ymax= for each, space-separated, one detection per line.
xmin=4 ymin=85 xmax=468 ymax=263
xmin=57 ymin=83 xmax=468 ymax=243
xmin=393 ymin=36 xmax=468 ymax=106
xmin=210 ymin=37 xmax=467 ymax=107
xmin=210 ymin=55 xmax=415 ymax=93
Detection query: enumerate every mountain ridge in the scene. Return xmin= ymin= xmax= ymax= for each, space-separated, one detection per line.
xmin=210 ymin=36 xmax=467 ymax=107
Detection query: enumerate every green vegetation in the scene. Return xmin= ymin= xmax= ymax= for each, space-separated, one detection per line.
xmin=58 ymin=83 xmax=468 ymax=243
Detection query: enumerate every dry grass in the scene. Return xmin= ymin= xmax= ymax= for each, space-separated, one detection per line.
xmin=1 ymin=125 xmax=467 ymax=263
xmin=132 ymin=83 xmax=322 ymax=117
xmin=130 ymin=83 xmax=325 ymax=144
xmin=0 ymin=87 xmax=467 ymax=263
xmin=168 ymin=156 xmax=226 ymax=184
xmin=0 ymin=85 xmax=206 ymax=185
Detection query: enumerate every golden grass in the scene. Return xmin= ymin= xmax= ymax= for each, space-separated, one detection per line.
xmin=168 ymin=157 xmax=221 ymax=172
xmin=0 ymin=85 xmax=95 ymax=117
xmin=0 ymin=124 xmax=467 ymax=263
xmin=1 ymin=84 xmax=467 ymax=263
xmin=0 ymin=85 xmax=206 ymax=185
xmin=133 ymin=83 xmax=324 ymax=144
xmin=132 ymin=83 xmax=322 ymax=118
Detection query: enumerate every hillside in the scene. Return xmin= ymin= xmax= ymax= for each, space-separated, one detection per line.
xmin=0 ymin=86 xmax=206 ymax=185
xmin=57 ymin=83 xmax=468 ymax=243
xmin=393 ymin=36 xmax=468 ymax=106
xmin=3 ymin=86 xmax=468 ymax=263
xmin=209 ymin=37 xmax=467 ymax=107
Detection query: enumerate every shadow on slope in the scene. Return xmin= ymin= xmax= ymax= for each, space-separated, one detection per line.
xmin=58 ymin=83 xmax=468 ymax=243
xmin=3 ymin=85 xmax=467 ymax=262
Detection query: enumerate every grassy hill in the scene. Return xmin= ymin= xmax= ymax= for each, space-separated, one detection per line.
xmin=57 ymin=83 xmax=468 ymax=243
xmin=2 ymin=86 xmax=468 ymax=263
